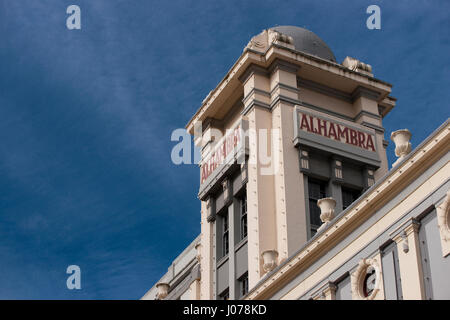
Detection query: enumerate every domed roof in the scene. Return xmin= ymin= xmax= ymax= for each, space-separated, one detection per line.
xmin=270 ymin=26 xmax=336 ymax=62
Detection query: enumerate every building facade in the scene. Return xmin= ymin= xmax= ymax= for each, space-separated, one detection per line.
xmin=142 ymin=26 xmax=450 ymax=300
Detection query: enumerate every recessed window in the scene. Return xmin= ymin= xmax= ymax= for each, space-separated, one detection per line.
xmin=342 ymin=187 xmax=361 ymax=210
xmin=219 ymin=288 xmax=229 ymax=300
xmin=308 ymin=179 xmax=327 ymax=237
xmin=223 ymin=213 xmax=229 ymax=256
xmin=240 ymin=194 xmax=247 ymax=240
xmin=363 ymin=266 xmax=377 ymax=297
xmin=239 ymin=273 xmax=249 ymax=297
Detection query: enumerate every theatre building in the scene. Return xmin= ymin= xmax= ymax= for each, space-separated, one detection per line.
xmin=142 ymin=26 xmax=450 ymax=300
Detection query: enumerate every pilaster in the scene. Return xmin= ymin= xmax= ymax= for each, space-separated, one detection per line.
xmin=392 ymin=219 xmax=426 ymax=300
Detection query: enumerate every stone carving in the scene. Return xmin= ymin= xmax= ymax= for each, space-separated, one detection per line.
xmin=195 ymin=242 xmax=202 ymax=263
xmin=342 ymin=56 xmax=373 ymax=75
xmin=268 ymin=29 xmax=294 ymax=46
xmin=401 ymin=231 xmax=409 ymax=253
xmin=155 ymin=282 xmax=170 ymax=300
xmin=245 ymin=29 xmax=294 ymax=52
xmin=437 ymin=190 xmax=450 ymax=241
xmin=391 ymin=129 xmax=412 ymax=167
xmin=317 ymin=197 xmax=336 ymax=232
xmin=351 ymin=258 xmax=382 ymax=300
xmin=261 ymin=250 xmax=279 ymax=273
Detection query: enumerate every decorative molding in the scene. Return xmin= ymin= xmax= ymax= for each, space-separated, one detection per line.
xmin=242 ymin=99 xmax=272 ymax=115
xmin=269 ymin=95 xmax=302 ymax=109
xmin=350 ymin=258 xmax=382 ymax=300
xmin=206 ymin=197 xmax=216 ymax=222
xmin=298 ymin=100 xmax=384 ymax=126
xmin=401 ymin=231 xmax=409 ymax=253
xmin=391 ymin=218 xmax=421 ymax=243
xmin=310 ymin=281 xmax=337 ymax=300
xmin=437 ymin=190 xmax=450 ymax=257
xmin=363 ymin=166 xmax=376 ymax=190
xmin=242 ymin=88 xmax=271 ymax=106
xmin=332 ymin=158 xmax=343 ymax=182
xmin=268 ymin=58 xmax=300 ymax=75
xmin=297 ymin=100 xmax=354 ymax=122
xmin=298 ymin=78 xmax=352 ymax=103
xmin=202 ymin=117 xmax=224 ymax=133
xmin=238 ymin=63 xmax=269 ymax=84
xmin=342 ymin=56 xmax=373 ymax=76
xmin=270 ymin=82 xmax=300 ymax=96
xmin=268 ymin=30 xmax=294 ymax=48
xmin=187 ymin=38 xmax=394 ymax=134
xmin=351 ymin=86 xmax=381 ymax=102
xmin=437 ymin=190 xmax=450 ymax=241
xmin=222 ymin=179 xmax=232 ymax=205
xmin=299 ymin=149 xmax=310 ymax=172
xmin=354 ymin=110 xmax=381 ymax=121
xmin=360 ymin=121 xmax=385 ymax=133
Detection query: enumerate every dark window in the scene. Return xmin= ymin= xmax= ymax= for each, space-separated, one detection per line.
xmin=342 ymin=187 xmax=361 ymax=210
xmin=239 ymin=273 xmax=249 ymax=297
xmin=240 ymin=194 xmax=247 ymax=240
xmin=223 ymin=213 xmax=229 ymax=256
xmin=219 ymin=288 xmax=229 ymax=300
xmin=363 ymin=267 xmax=377 ymax=297
xmin=308 ymin=179 xmax=327 ymax=237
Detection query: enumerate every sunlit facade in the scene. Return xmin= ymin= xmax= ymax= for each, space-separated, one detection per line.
xmin=142 ymin=26 xmax=450 ymax=300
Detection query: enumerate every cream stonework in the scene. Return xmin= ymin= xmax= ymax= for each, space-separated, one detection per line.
xmin=142 ymin=26 xmax=450 ymax=300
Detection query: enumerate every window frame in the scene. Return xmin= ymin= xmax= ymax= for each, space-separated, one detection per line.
xmin=222 ymin=212 xmax=229 ymax=256
xmin=341 ymin=186 xmax=362 ymax=210
xmin=238 ymin=272 xmax=249 ymax=298
xmin=307 ymin=178 xmax=327 ymax=236
xmin=240 ymin=194 xmax=248 ymax=241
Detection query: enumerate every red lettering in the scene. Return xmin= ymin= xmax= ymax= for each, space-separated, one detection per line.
xmin=297 ymin=113 xmax=377 ymax=152
xmin=310 ymin=116 xmax=317 ymax=134
xmin=317 ymin=118 xmax=328 ymax=137
xmin=328 ymin=122 xmax=337 ymax=140
xmin=337 ymin=125 xmax=349 ymax=143
xmin=357 ymin=131 xmax=366 ymax=149
xmin=200 ymin=125 xmax=243 ymax=184
xmin=300 ymin=114 xmax=310 ymax=132
xmin=366 ymin=135 xmax=375 ymax=151
xmin=201 ymin=165 xmax=207 ymax=184
xmin=349 ymin=129 xmax=358 ymax=146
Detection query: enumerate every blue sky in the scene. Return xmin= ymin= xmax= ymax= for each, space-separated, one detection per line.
xmin=0 ymin=0 xmax=448 ymax=299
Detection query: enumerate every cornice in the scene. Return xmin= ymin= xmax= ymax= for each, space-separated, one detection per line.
xmin=298 ymin=78 xmax=352 ymax=103
xmin=186 ymin=41 xmax=393 ymax=134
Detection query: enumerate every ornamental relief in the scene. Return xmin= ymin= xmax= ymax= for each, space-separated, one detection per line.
xmin=437 ymin=190 xmax=450 ymax=242
xmin=350 ymin=258 xmax=382 ymax=300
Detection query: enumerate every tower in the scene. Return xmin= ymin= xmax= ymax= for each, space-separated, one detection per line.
xmin=185 ymin=26 xmax=396 ymax=300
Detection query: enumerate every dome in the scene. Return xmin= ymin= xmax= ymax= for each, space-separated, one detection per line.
xmin=270 ymin=26 xmax=336 ymax=62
